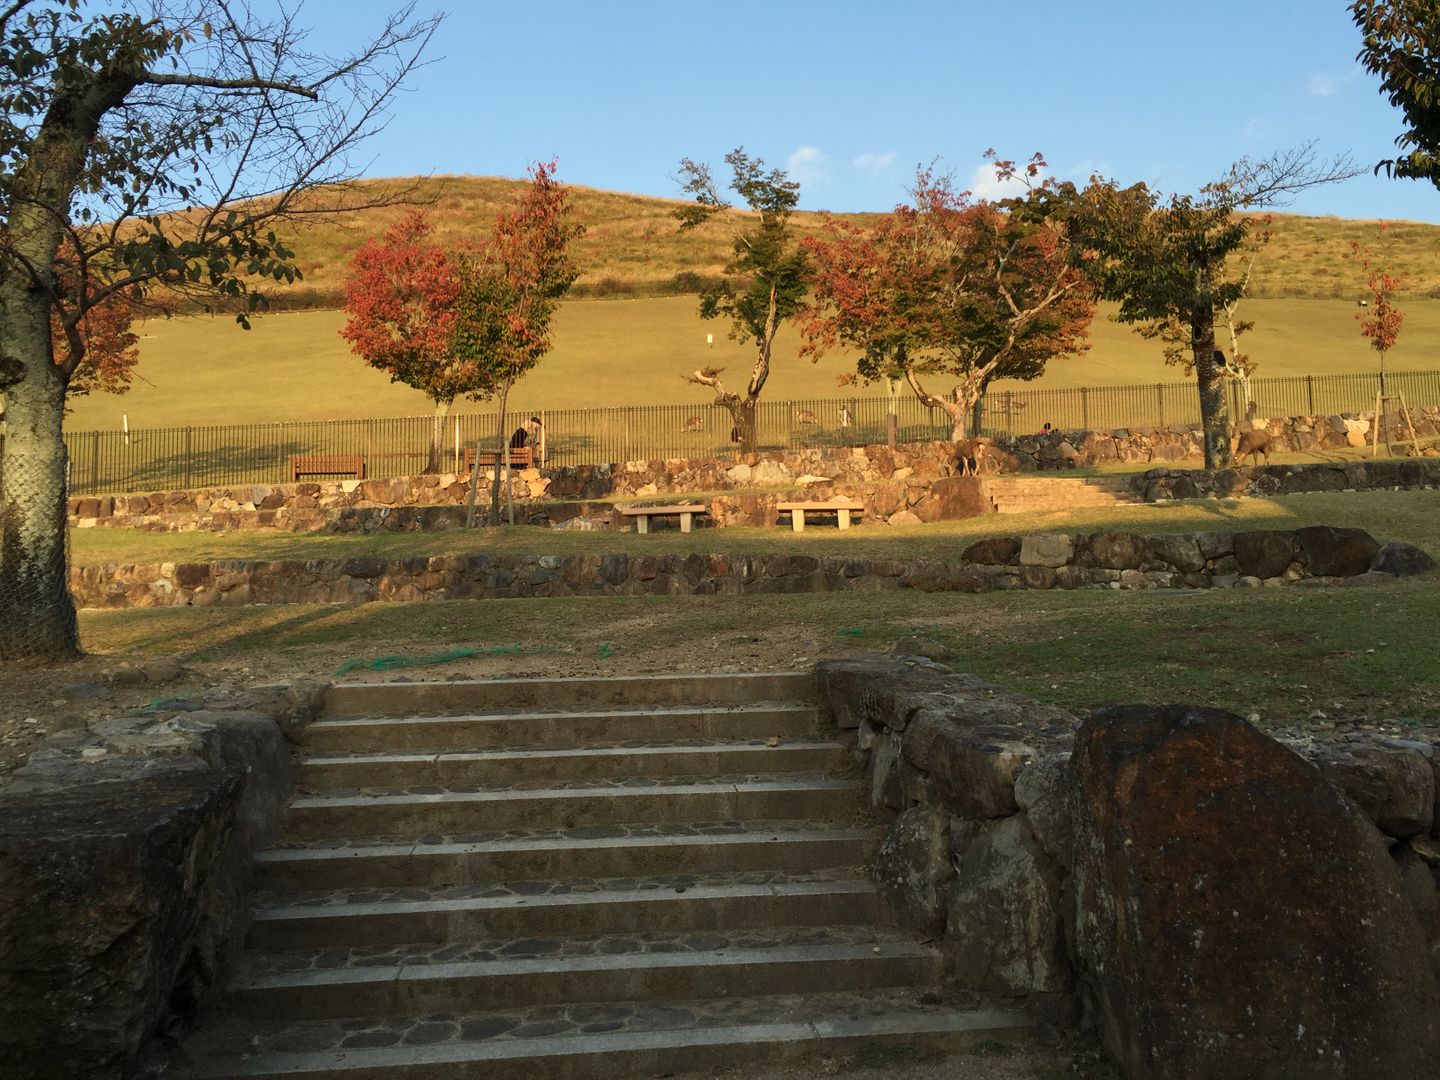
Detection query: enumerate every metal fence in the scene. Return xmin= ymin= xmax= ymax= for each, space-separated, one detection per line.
xmin=23 ymin=367 xmax=1440 ymax=496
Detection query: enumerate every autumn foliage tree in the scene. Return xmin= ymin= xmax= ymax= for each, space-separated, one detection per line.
xmin=1352 ymin=226 xmax=1407 ymax=389
xmin=452 ymin=160 xmax=582 ymax=524
xmin=801 ymin=159 xmax=1095 ymax=440
xmin=675 ymin=148 xmax=808 ymax=451
xmin=1352 ymin=1 xmax=1440 ymax=188
xmin=49 ymin=264 xmax=140 ymax=401
xmin=340 ymin=212 xmax=462 ymax=472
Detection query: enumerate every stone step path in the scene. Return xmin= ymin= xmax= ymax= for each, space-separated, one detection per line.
xmin=984 ymin=474 xmax=1142 ymax=514
xmin=172 ymin=672 xmax=1033 ymax=1079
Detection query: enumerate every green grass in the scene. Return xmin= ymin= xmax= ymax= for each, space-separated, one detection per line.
xmin=68 ymin=490 xmax=1440 ymax=567
xmin=67 ymin=296 xmax=1440 ymax=431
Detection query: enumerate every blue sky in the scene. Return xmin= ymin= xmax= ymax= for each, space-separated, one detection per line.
xmin=308 ymin=0 xmax=1440 ymax=222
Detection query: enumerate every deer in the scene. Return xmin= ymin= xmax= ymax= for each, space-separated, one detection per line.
xmin=955 ymin=436 xmax=992 ymax=476
xmin=1234 ymin=429 xmax=1272 ymax=465
xmin=795 ymin=408 xmax=819 ymax=425
xmin=680 ymin=416 xmax=704 ymax=433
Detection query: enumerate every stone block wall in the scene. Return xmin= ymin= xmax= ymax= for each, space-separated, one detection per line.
xmin=817 ymin=656 xmax=1440 ymax=1076
xmin=67 ymin=525 xmax=1434 ymax=610
xmin=0 ymin=680 xmax=327 ymax=1079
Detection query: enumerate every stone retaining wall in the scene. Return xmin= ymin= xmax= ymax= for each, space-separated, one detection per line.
xmin=817 ymin=655 xmax=1440 ymax=1075
xmin=0 ymin=679 xmax=327 ymax=1080
xmin=1133 ymin=457 xmax=1440 ymax=501
xmin=69 ymin=526 xmax=1435 ymax=610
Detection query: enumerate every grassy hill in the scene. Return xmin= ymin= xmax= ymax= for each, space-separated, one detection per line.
xmin=251 ymin=175 xmax=1440 ymax=307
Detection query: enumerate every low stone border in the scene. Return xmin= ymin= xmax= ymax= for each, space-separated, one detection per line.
xmin=69 ymin=526 xmax=1435 ymax=610
xmin=1133 ymin=457 xmax=1440 ymax=501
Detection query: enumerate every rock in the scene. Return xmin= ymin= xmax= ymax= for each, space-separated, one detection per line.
xmin=1145 ymin=534 xmax=1205 ymax=573
xmin=961 ymin=536 xmax=1020 ymax=565
xmin=63 ymin=682 xmax=110 ymax=701
xmin=1372 ymin=541 xmax=1438 ymax=578
xmin=1318 ymin=748 xmax=1436 ymax=839
xmin=1087 ymin=532 xmax=1146 ymax=571
xmin=815 ymin=656 xmax=997 ymax=734
xmin=911 ymin=476 xmax=988 ymax=522
xmin=141 ymin=657 xmax=187 ymax=685
xmin=1345 ymin=570 xmax=1399 ymax=588
xmin=1072 ymin=704 xmax=1440 ymax=1080
xmin=1019 ymin=533 xmax=1074 ymax=569
xmin=102 ymin=665 xmax=148 ymax=688
xmin=1013 ymin=754 xmax=1075 ymax=869
xmin=1232 ymin=530 xmax=1297 ymax=579
xmin=867 ymin=733 xmax=903 ymax=817
xmin=751 ymin=460 xmax=792 ymax=486
xmin=944 ymin=815 xmax=1070 ymax=996
xmin=873 ymin=805 xmax=953 ymax=937
xmin=890 ymin=636 xmax=952 ymax=662
xmin=1296 ymin=526 xmax=1381 ymax=578
xmin=887 ymin=509 xmax=922 ymax=527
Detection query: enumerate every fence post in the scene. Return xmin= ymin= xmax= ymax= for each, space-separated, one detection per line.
xmin=1156 ymin=385 xmax=1165 ymax=428
xmin=89 ymin=431 xmax=100 ymax=495
xmin=1081 ymin=387 xmax=1090 ymax=431
xmin=1306 ymin=375 xmax=1315 ymax=415
xmin=183 ymin=427 xmax=192 ymax=489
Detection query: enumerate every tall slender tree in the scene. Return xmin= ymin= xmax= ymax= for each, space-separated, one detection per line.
xmin=675 ymin=148 xmax=808 ymax=451
xmin=801 ymin=160 xmax=1095 ymax=440
xmin=0 ymin=1 xmax=438 ymax=661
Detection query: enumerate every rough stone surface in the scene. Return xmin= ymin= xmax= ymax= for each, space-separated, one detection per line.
xmin=872 ymin=805 xmax=953 ymax=937
xmin=1372 ymin=540 xmax=1439 ymax=577
xmin=944 ymin=815 xmax=1070 ymax=996
xmin=1296 ymin=525 xmax=1381 ymax=578
xmin=1232 ymin=529 xmax=1297 ymax=579
xmin=1013 ymin=754 xmax=1075 ymax=870
xmin=1019 ymin=533 xmax=1074 ymax=569
xmin=1072 ymin=704 xmax=1440 ymax=1080
xmin=0 ymin=773 xmax=244 ymax=1080
xmin=910 ymin=475 xmax=988 ymax=523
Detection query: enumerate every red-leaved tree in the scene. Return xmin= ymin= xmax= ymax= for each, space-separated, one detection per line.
xmin=453 ymin=160 xmax=582 ymax=523
xmin=1352 ymin=226 xmax=1407 ymax=391
xmin=801 ymin=159 xmax=1094 ymax=440
xmin=340 ymin=212 xmax=463 ymax=472
xmin=50 ymin=264 xmax=141 ymax=402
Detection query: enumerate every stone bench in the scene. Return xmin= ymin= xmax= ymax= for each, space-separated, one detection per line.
xmin=289 ymin=454 xmax=366 ymax=481
xmin=776 ymin=500 xmax=865 ymax=532
xmin=617 ymin=504 xmax=708 ymax=534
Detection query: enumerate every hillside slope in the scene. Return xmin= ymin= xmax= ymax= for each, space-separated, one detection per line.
xmin=249 ymin=175 xmax=1440 ymax=306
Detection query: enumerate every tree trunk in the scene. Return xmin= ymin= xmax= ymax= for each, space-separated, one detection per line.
xmin=0 ymin=292 xmax=80 ymax=661
xmin=427 ymin=397 xmax=452 ymax=473
xmin=1192 ymin=307 xmax=1232 ymax=469
xmin=489 ymin=378 xmax=512 ymax=526
xmin=726 ymin=397 xmax=759 ymax=453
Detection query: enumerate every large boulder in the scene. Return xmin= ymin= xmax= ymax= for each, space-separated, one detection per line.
xmin=1372 ymin=541 xmax=1438 ymax=578
xmin=1072 ymin=704 xmax=1440 ymax=1080
xmin=873 ymin=805 xmax=953 ymax=937
xmin=911 ymin=475 xmax=989 ymax=522
xmin=1232 ymin=529 xmax=1297 ymax=579
xmin=1297 ymin=526 xmax=1381 ymax=578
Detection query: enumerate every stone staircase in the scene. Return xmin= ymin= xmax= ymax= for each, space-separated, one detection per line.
xmin=984 ymin=474 xmax=1141 ymax=515
xmin=170 ymin=672 xmax=1032 ymax=1079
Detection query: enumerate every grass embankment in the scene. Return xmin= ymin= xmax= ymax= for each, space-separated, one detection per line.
xmin=70 ymin=296 xmax=1440 ymax=431
xmin=73 ymin=490 xmax=1440 ymax=729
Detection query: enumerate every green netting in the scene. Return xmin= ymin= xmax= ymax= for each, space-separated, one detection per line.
xmin=835 ymin=628 xmax=865 ymax=636
xmin=595 ymin=641 xmax=618 ymax=659
xmin=334 ymin=645 xmax=573 ymax=676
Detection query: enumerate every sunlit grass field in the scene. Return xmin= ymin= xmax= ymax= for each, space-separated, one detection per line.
xmin=68 ymin=296 xmax=1440 ymax=431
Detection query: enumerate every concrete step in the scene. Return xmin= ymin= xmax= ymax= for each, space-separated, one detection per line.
xmin=232 ymin=928 xmax=934 ymax=1021
xmin=249 ymin=874 xmax=886 ymax=951
xmin=323 ymin=672 xmax=817 ymax=720
xmin=255 ymin=823 xmax=878 ymax=892
xmin=281 ymin=776 xmax=862 ymax=843
xmin=297 ymin=739 xmax=846 ymax=792
xmin=180 ymin=989 xmax=1036 ymax=1079
xmin=302 ymin=703 xmax=821 ymax=753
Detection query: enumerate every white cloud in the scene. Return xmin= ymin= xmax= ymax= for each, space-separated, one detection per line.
xmin=787 ymin=145 xmax=830 ymax=187
xmin=1309 ymin=73 xmax=1339 ymax=97
xmin=852 ymin=150 xmax=897 ymax=176
xmin=966 ymin=160 xmax=1044 ymax=201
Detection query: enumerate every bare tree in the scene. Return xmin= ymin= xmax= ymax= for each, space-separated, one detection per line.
xmin=0 ymin=1 xmax=440 ymax=660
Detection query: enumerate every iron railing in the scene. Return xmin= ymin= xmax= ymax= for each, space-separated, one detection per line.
xmin=18 ymin=368 xmax=1440 ymax=496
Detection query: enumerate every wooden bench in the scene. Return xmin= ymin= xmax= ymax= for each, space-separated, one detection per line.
xmin=776 ymin=500 xmax=865 ymax=532
xmin=464 ymin=446 xmax=533 ymax=471
xmin=290 ymin=454 xmax=366 ymax=481
xmin=618 ymin=504 xmax=708 ymax=534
